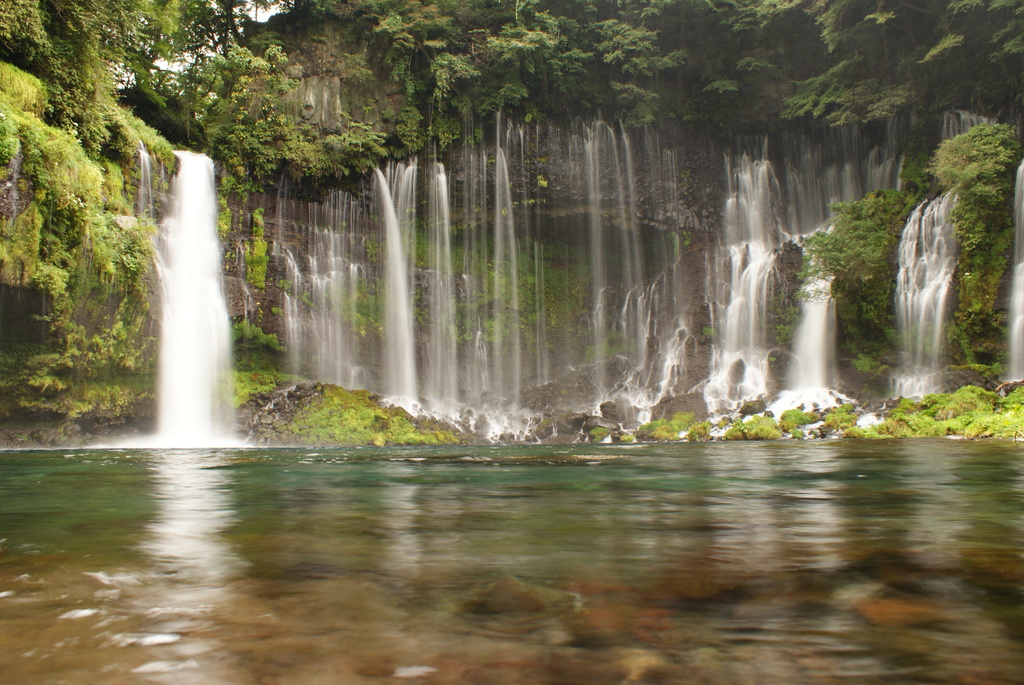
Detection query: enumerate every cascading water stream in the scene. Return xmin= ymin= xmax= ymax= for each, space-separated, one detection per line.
xmin=1007 ymin=160 xmax=1024 ymax=379
xmin=282 ymin=189 xmax=367 ymax=388
xmin=155 ymin=152 xmax=234 ymax=446
xmin=694 ymin=123 xmax=900 ymax=415
xmin=425 ymin=162 xmax=458 ymax=409
xmin=375 ymin=164 xmax=419 ymax=405
xmin=770 ymin=279 xmax=838 ymax=414
xmin=492 ymin=143 xmax=522 ymax=404
xmin=704 ymin=150 xmax=781 ymax=411
xmin=893 ymin=195 xmax=956 ymax=397
xmin=136 ymin=141 xmax=155 ymax=221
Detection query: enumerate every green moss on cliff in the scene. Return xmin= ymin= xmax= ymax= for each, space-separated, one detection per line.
xmin=0 ymin=60 xmax=170 ymax=423
xmin=932 ymin=124 xmax=1022 ymax=365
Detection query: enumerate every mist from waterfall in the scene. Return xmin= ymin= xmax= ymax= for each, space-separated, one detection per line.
xmin=893 ymin=195 xmax=956 ymax=397
xmin=155 ymin=152 xmax=234 ymax=446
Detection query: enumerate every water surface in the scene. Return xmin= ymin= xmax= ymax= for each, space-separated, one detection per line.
xmin=2 ymin=440 xmax=1024 ymax=683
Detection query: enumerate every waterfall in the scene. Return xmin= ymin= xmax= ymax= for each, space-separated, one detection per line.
xmin=1007 ymin=161 xmax=1024 ymax=379
xmin=280 ymin=118 xmax=930 ymax=434
xmin=282 ymin=192 xmax=365 ymax=388
xmin=581 ymin=121 xmax=644 ymax=390
xmin=704 ymin=149 xmax=782 ymax=411
xmin=492 ymin=142 xmax=522 ymax=404
xmin=424 ymin=162 xmax=458 ymax=409
xmin=893 ymin=195 xmax=956 ymax=397
xmin=770 ymin=279 xmax=838 ymax=414
xmin=136 ymin=141 xmax=155 ymax=221
xmin=155 ymin=152 xmax=234 ymax=446
xmin=773 ymin=123 xmax=901 ymax=411
xmin=941 ymin=110 xmax=995 ymax=141
xmin=375 ymin=164 xmax=419 ymax=404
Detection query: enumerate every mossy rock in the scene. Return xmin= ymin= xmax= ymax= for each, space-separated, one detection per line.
xmin=723 ymin=415 xmax=782 ymax=441
xmin=247 ymin=382 xmax=463 ymax=446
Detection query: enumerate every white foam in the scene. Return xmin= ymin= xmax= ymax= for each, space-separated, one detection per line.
xmin=394 ymin=666 xmax=439 ymax=678
xmin=111 ymin=633 xmax=182 ymax=647
xmin=132 ymin=659 xmax=199 ymax=673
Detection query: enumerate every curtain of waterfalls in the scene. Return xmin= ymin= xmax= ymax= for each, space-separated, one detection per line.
xmin=283 ymin=190 xmax=366 ymax=389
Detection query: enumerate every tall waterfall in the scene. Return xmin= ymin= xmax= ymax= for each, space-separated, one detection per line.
xmin=1007 ymin=160 xmax=1024 ymax=379
xmin=424 ymin=162 xmax=458 ymax=409
xmin=155 ymin=152 xmax=234 ymax=446
xmin=491 ymin=143 xmax=522 ymax=404
xmin=375 ymin=164 xmax=419 ymax=404
xmin=893 ymin=195 xmax=956 ymax=397
xmin=704 ymin=150 xmax=782 ymax=411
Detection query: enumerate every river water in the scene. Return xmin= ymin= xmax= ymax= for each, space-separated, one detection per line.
xmin=2 ymin=440 xmax=1024 ymax=684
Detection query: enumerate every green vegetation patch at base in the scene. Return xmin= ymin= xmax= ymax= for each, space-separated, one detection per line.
xmin=280 ymin=384 xmax=461 ymax=447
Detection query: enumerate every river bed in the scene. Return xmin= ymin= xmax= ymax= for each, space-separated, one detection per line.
xmin=2 ymin=440 xmax=1023 ymax=683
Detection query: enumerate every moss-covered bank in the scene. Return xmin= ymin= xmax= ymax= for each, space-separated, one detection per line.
xmin=238 ymin=382 xmax=464 ymax=447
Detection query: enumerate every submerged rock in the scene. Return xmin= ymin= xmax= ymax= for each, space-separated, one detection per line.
xmin=462 ymin=577 xmax=576 ymax=616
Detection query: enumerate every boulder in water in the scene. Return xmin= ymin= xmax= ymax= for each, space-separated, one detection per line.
xmin=650 ymin=393 xmax=708 ymax=422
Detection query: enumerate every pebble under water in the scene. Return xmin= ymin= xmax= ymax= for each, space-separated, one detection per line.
xmin=2 ymin=440 xmax=1024 ymax=684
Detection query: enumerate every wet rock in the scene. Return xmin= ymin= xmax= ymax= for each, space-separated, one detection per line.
xmin=650 ymin=392 xmax=708 ymax=422
xmin=462 ymin=578 xmax=574 ymax=616
xmin=583 ymin=416 xmax=617 ymax=433
xmin=533 ymin=418 xmax=555 ymax=440
xmin=738 ymin=399 xmax=767 ymax=416
xmin=942 ymin=368 xmax=999 ymax=393
xmin=600 ymin=400 xmax=628 ymax=423
xmin=554 ymin=412 xmax=589 ymax=435
xmin=854 ymin=597 xmax=943 ymax=627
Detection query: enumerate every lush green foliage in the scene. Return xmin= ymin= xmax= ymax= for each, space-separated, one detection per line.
xmin=637 ymin=411 xmax=694 ymax=441
xmin=853 ymin=386 xmax=1024 ymax=439
xmin=822 ymin=403 xmax=858 ymax=432
xmin=777 ymin=408 xmax=818 ymax=433
xmin=724 ymin=415 xmax=782 ymax=441
xmin=804 ymin=190 xmax=915 ymax=360
xmin=0 ymin=59 xmax=169 ymax=421
xmin=932 ymin=124 xmax=1022 ymax=363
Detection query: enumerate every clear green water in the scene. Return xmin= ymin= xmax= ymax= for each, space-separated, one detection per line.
xmin=2 ymin=440 xmax=1024 ymax=684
